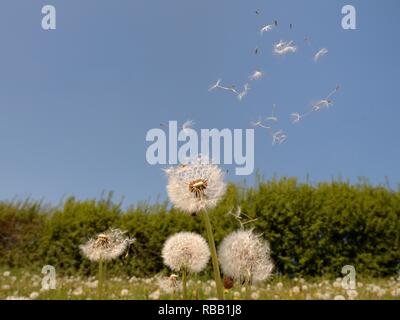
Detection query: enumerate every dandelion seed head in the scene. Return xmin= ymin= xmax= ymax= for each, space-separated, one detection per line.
xmin=159 ymin=274 xmax=181 ymax=294
xmin=80 ymin=229 xmax=135 ymax=262
xmin=162 ymin=232 xmax=210 ymax=274
xmin=218 ymin=229 xmax=274 ymax=284
xmin=165 ymin=155 xmax=226 ymax=214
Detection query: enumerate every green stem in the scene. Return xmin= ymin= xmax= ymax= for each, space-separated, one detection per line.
xmin=202 ymin=210 xmax=224 ymax=300
xmin=97 ymin=259 xmax=105 ymax=300
xmin=182 ymin=269 xmax=188 ymax=300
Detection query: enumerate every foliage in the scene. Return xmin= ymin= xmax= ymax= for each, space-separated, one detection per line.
xmin=0 ymin=178 xmax=399 ymax=277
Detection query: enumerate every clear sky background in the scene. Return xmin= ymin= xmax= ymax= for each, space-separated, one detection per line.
xmin=0 ymin=0 xmax=399 ymax=206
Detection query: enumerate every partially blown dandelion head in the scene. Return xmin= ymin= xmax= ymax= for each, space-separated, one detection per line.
xmin=165 ymin=156 xmax=226 ymax=215
xmin=80 ymin=228 xmax=135 ymax=262
xmin=218 ymin=229 xmax=274 ymax=284
xmin=162 ymin=232 xmax=210 ymax=273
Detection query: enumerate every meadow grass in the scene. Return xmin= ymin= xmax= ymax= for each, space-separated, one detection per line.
xmin=1 ymin=268 xmax=399 ymax=300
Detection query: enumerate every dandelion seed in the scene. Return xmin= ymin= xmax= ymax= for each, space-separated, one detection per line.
xmin=162 ymin=232 xmax=210 ymax=274
xmin=237 ymin=83 xmax=250 ymax=101
xmin=260 ymin=24 xmax=274 ymax=35
xmin=249 ymin=70 xmax=264 ymax=81
xmin=254 ymin=47 xmax=259 ymax=55
xmin=182 ymin=120 xmax=195 ymax=132
xmin=312 ymin=99 xmax=332 ymax=112
xmin=272 ymin=130 xmax=287 ymax=145
xmin=80 ymin=229 xmax=135 ymax=262
xmin=209 ymin=79 xmax=222 ymax=91
xmin=274 ymin=41 xmax=297 ymax=55
xmin=291 ymin=112 xmax=302 ymax=123
xmin=165 ymin=155 xmax=226 ymax=215
xmin=314 ymin=48 xmax=328 ymax=62
xmin=218 ymin=229 xmax=274 ymax=284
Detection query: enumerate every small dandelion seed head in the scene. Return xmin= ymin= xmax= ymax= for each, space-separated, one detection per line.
xmin=80 ymin=229 xmax=135 ymax=262
xmin=164 ymin=155 xmax=226 ymax=215
xmin=162 ymin=232 xmax=210 ymax=274
xmin=218 ymin=229 xmax=274 ymax=284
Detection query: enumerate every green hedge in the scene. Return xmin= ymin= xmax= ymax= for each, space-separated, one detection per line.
xmin=0 ymin=178 xmax=399 ymax=278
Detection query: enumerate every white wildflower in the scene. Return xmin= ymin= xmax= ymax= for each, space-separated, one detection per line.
xmin=149 ymin=290 xmax=160 ymax=300
xmin=80 ymin=228 xmax=135 ymax=262
xmin=29 ymin=292 xmax=39 ymax=299
xmin=218 ymin=229 xmax=274 ymax=284
xmin=162 ymin=232 xmax=210 ymax=274
xmin=165 ymin=155 xmax=226 ymax=215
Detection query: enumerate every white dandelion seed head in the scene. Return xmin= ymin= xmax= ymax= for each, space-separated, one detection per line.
xmin=158 ymin=274 xmax=181 ymax=294
xmin=80 ymin=228 xmax=135 ymax=262
xmin=218 ymin=229 xmax=274 ymax=284
xmin=162 ymin=232 xmax=210 ymax=274
xmin=164 ymin=155 xmax=226 ymax=214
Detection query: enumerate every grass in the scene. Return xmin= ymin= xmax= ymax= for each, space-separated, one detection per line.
xmin=0 ymin=268 xmax=399 ymax=300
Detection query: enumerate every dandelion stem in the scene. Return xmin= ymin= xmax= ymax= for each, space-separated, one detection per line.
xmin=202 ymin=210 xmax=224 ymax=300
xmin=97 ymin=259 xmax=105 ymax=300
xmin=182 ymin=269 xmax=188 ymax=300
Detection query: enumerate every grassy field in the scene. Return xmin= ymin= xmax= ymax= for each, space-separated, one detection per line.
xmin=1 ymin=269 xmax=399 ymax=300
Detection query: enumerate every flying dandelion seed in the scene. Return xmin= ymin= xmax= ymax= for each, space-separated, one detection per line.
xmin=254 ymin=47 xmax=259 ymax=55
xmin=272 ymin=130 xmax=287 ymax=145
xmin=182 ymin=120 xmax=195 ymax=132
xmin=228 ymin=206 xmax=258 ymax=228
xmin=164 ymin=155 xmax=226 ymax=215
xmin=80 ymin=229 xmax=135 ymax=262
xmin=312 ymin=99 xmax=332 ymax=112
xmin=260 ymin=24 xmax=274 ymax=35
xmin=291 ymin=112 xmax=302 ymax=123
xmin=265 ymin=104 xmax=278 ymax=123
xmin=209 ymin=79 xmax=222 ymax=91
xmin=218 ymin=229 xmax=274 ymax=284
xmin=162 ymin=232 xmax=210 ymax=274
xmin=314 ymin=48 xmax=328 ymax=62
xmin=311 ymin=86 xmax=340 ymax=112
xmin=273 ymin=40 xmax=297 ymax=55
xmin=249 ymin=70 xmax=264 ymax=81
xmin=237 ymin=83 xmax=250 ymax=101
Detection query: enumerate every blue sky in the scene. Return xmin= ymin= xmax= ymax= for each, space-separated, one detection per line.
xmin=0 ymin=0 xmax=399 ymax=206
